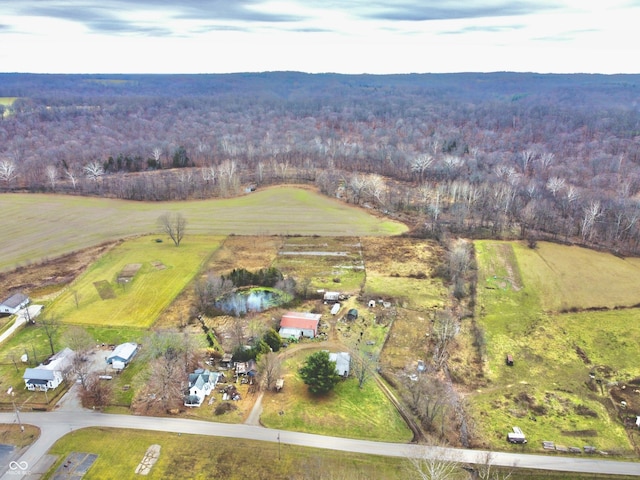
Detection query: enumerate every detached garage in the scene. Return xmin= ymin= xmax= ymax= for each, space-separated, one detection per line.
xmin=106 ymin=342 xmax=138 ymax=370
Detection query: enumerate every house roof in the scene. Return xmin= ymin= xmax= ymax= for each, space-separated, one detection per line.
xmin=280 ymin=312 xmax=320 ymax=330
xmin=329 ymin=352 xmax=351 ymax=376
xmin=107 ymin=342 xmax=138 ymax=363
xmin=1 ymin=293 xmax=28 ymax=309
xmin=24 ymin=368 xmax=55 ymax=381
xmin=38 ymin=348 xmax=75 ymax=372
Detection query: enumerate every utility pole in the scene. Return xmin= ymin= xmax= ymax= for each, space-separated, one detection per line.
xmin=7 ymin=387 xmax=23 ymax=433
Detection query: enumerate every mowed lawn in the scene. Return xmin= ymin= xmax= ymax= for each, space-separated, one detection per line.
xmin=46 ymin=236 xmax=222 ymax=327
xmin=260 ymin=348 xmax=413 ymax=443
xmin=47 ymin=428 xmax=410 ymax=480
xmin=473 ymin=240 xmax=640 ymax=452
xmin=0 ymin=187 xmax=407 ymax=272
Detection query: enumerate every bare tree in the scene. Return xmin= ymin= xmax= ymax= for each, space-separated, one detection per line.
xmin=258 ymin=352 xmax=282 ymax=391
xmin=45 ymin=165 xmax=58 ymax=190
xmin=411 ymin=154 xmax=433 ymax=183
xmin=474 ymin=452 xmax=513 ymax=480
xmin=158 ymin=212 xmax=187 ymax=246
xmin=0 ymin=159 xmax=17 ymax=185
xmin=38 ymin=315 xmax=61 ymax=356
xmin=433 ymin=310 xmax=458 ymax=369
xmin=405 ymin=375 xmax=448 ymax=433
xmin=83 ymin=161 xmax=105 ymax=182
xmin=80 ymin=373 xmax=112 ymax=409
xmin=407 ymin=446 xmax=461 ymax=480
xmin=65 ymin=169 xmax=78 ymax=189
xmin=581 ymin=200 xmax=603 ymax=242
xmin=546 ymin=176 xmax=565 ymax=197
xmin=64 ymin=326 xmax=94 ymax=357
xmin=351 ymin=349 xmax=377 ymax=389
xmin=71 ymin=353 xmax=92 ymax=389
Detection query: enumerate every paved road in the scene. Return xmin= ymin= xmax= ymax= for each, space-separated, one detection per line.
xmin=1 ymin=409 xmax=639 ymax=478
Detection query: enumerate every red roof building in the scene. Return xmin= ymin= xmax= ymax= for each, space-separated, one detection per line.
xmin=279 ymin=312 xmax=321 ymax=339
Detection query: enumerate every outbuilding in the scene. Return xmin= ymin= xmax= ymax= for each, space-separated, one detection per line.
xmin=279 ymin=311 xmax=321 ymax=339
xmin=329 ymin=352 xmax=351 ymax=377
xmin=106 ymin=342 xmax=138 ymax=370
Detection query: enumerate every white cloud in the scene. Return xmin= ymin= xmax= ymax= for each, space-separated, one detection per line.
xmin=0 ymin=0 xmax=638 ymax=73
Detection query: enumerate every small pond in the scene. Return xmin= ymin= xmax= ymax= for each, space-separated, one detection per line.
xmin=215 ymin=288 xmax=291 ymax=316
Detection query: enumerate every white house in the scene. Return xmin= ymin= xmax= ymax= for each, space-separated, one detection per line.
xmin=184 ymin=369 xmax=220 ymax=407
xmin=329 ymin=352 xmax=351 ymax=377
xmin=106 ymin=342 xmax=138 ymax=370
xmin=0 ymin=293 xmax=29 ymax=315
xmin=23 ymin=347 xmax=75 ymax=391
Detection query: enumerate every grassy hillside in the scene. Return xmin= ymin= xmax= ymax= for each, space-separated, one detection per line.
xmin=0 ymin=186 xmax=407 ymax=272
xmin=472 ymin=240 xmax=640 ymax=453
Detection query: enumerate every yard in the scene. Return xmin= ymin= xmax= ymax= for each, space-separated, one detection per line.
xmin=260 ymin=347 xmax=413 ymax=443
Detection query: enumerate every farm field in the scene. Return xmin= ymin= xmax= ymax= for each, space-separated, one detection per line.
xmin=45 ymin=235 xmax=221 ymax=327
xmin=0 ymin=186 xmax=407 ymax=272
xmin=472 ymin=240 xmax=640 ymax=454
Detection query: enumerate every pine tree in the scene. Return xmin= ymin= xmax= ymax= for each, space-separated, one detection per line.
xmin=299 ymin=351 xmax=340 ymax=395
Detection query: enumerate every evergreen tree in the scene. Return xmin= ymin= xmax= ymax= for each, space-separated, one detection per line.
xmin=299 ymin=350 xmax=340 ymax=395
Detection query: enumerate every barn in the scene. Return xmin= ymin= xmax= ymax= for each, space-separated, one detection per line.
xmin=279 ymin=312 xmax=321 ymax=339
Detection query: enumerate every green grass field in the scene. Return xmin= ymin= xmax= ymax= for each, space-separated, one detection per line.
xmin=45 ymin=236 xmax=221 ymax=327
xmin=46 ymin=427 xmax=411 ymax=480
xmin=0 ymin=187 xmax=407 ymax=272
xmin=260 ymin=348 xmax=413 ymax=442
xmin=472 ymin=240 xmax=640 ymax=453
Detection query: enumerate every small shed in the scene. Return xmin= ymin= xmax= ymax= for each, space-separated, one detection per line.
xmin=330 ymin=303 xmax=341 ymax=315
xmin=507 ymin=426 xmax=527 ymax=444
xmin=323 ymin=291 xmax=340 ymax=303
xmin=346 ymin=308 xmax=358 ymax=321
xmin=506 ymin=354 xmax=514 ymax=366
xmin=0 ymin=293 xmax=29 ymax=315
xmin=368 ymin=300 xmax=376 ymax=308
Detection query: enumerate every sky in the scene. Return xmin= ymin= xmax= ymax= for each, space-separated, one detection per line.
xmin=0 ymin=1 xmax=638 ymax=74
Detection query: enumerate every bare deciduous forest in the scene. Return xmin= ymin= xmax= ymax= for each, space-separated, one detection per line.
xmin=1 ymin=72 xmax=640 ymax=252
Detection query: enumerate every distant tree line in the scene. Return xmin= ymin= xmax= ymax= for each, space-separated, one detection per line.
xmin=2 ymin=72 xmax=640 ymax=253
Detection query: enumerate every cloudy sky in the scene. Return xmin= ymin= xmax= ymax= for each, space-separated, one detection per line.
xmin=1 ymin=1 xmax=638 ymax=74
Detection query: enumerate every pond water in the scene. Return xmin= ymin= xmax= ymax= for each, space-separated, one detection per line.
xmin=215 ymin=288 xmax=289 ymax=316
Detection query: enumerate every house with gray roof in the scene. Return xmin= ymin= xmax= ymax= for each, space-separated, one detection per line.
xmin=0 ymin=293 xmax=29 ymax=315
xmin=23 ymin=347 xmax=74 ymax=391
xmin=184 ymin=369 xmax=220 ymax=407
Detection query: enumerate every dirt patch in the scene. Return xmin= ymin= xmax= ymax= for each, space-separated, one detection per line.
xmin=93 ymin=280 xmax=116 ymax=300
xmin=0 ymin=241 xmax=119 ymax=299
xmin=151 ymin=261 xmax=166 ymax=270
xmin=117 ymin=263 xmax=142 ymax=283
